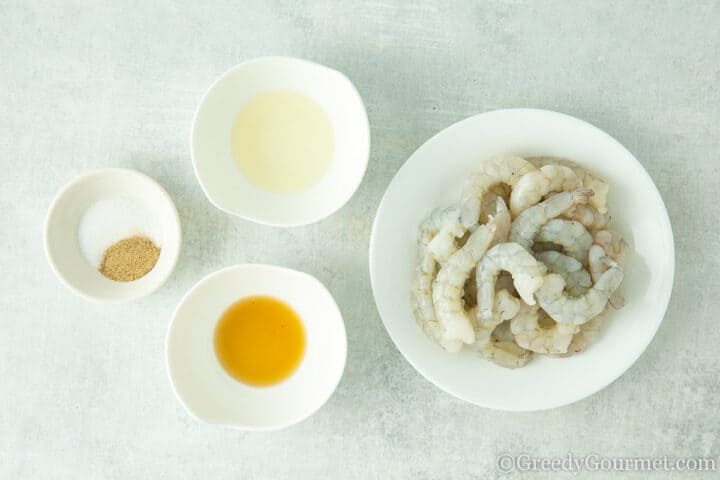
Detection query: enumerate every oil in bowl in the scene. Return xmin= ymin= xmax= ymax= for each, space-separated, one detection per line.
xmin=230 ymin=89 xmax=335 ymax=194
xmin=214 ymin=295 xmax=306 ymax=387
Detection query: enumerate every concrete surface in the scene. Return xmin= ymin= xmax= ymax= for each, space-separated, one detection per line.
xmin=1 ymin=1 xmax=718 ymax=478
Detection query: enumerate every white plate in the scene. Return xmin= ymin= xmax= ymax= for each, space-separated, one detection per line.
xmin=44 ymin=168 xmax=181 ymax=303
xmin=191 ymin=57 xmax=370 ymax=227
xmin=369 ymin=109 xmax=674 ymax=411
xmin=166 ymin=264 xmax=347 ymax=430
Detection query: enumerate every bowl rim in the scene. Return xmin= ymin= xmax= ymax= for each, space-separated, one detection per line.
xmin=43 ymin=167 xmax=182 ymax=304
xmin=165 ymin=263 xmax=348 ymax=431
xmin=368 ymin=107 xmax=675 ymax=411
xmin=190 ymin=56 xmax=371 ymax=227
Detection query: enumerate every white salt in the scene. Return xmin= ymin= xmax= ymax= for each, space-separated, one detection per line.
xmin=78 ymin=198 xmax=163 ymax=267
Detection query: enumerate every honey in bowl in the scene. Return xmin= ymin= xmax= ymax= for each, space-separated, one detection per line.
xmin=214 ymin=295 xmax=306 ymax=387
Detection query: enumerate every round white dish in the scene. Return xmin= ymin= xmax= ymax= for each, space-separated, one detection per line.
xmin=44 ymin=168 xmax=181 ymax=303
xmin=369 ymin=108 xmax=674 ymax=411
xmin=166 ymin=264 xmax=347 ymax=430
xmin=191 ymin=57 xmax=370 ymax=227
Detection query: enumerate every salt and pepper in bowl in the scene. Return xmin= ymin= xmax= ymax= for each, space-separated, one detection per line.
xmin=44 ymin=168 xmax=181 ymax=303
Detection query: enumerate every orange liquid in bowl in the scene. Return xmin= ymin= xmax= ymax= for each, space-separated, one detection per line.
xmin=214 ymin=295 xmax=306 ymax=387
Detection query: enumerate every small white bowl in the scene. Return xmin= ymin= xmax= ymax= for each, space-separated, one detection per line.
xmin=166 ymin=264 xmax=347 ymax=431
xmin=44 ymin=168 xmax=182 ymax=303
xmin=191 ymin=57 xmax=370 ymax=226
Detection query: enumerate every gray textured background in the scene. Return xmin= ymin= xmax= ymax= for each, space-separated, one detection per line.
xmin=1 ymin=1 xmax=718 ymax=479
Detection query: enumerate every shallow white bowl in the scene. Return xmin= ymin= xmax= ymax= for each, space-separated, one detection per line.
xmin=44 ymin=168 xmax=181 ymax=303
xmin=369 ymin=109 xmax=674 ymax=411
xmin=192 ymin=57 xmax=370 ymax=226
xmin=166 ymin=264 xmax=347 ymax=430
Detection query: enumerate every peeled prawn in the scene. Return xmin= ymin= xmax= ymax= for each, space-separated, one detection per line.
xmin=459 ymin=156 xmax=536 ymax=228
xmin=593 ymin=229 xmax=627 ymax=264
xmin=476 ymin=242 xmax=547 ymax=319
xmin=510 ymin=303 xmax=579 ymax=354
xmin=578 ymin=171 xmax=609 ymax=214
xmin=460 ymin=197 xmax=511 ymax=310
xmin=471 ymin=289 xmax=521 ymax=348
xmin=432 ymin=221 xmax=497 ymax=345
xmin=536 ymin=256 xmax=624 ymax=325
xmin=535 ymin=250 xmax=591 ymax=297
xmin=412 ymin=242 xmax=462 ymax=351
xmin=589 ymin=241 xmax=626 ymax=309
xmin=509 ymin=165 xmax=581 ymax=216
xmin=480 ymin=319 xmax=533 ymax=369
xmin=564 ymin=204 xmax=608 ymax=231
xmin=419 ymin=205 xmax=461 ymax=237
xmin=413 ymin=206 xmax=465 ymax=351
xmin=562 ymin=315 xmax=604 ymax=356
xmin=588 ymin=245 xmax=607 ymax=285
xmin=425 ymin=206 xmax=465 ymax=264
xmin=528 ymin=156 xmax=610 ymax=213
xmin=536 ymin=219 xmax=593 ymax=263
xmin=509 ymin=188 xmax=594 ymax=253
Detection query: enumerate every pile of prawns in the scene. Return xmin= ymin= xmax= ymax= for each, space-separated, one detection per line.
xmin=412 ymin=156 xmax=626 ymax=368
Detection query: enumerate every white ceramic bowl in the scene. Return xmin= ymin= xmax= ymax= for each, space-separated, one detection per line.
xmin=369 ymin=109 xmax=674 ymax=411
xmin=166 ymin=264 xmax=347 ymax=430
xmin=191 ymin=57 xmax=370 ymax=226
xmin=44 ymin=168 xmax=181 ymax=303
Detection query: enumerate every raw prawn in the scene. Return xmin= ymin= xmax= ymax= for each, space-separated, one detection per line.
xmin=432 ymin=221 xmax=497 ymax=345
xmin=593 ymin=229 xmax=627 ymax=264
xmin=509 ymin=165 xmax=581 ymax=216
xmin=471 ymin=289 xmax=521 ymax=347
xmin=509 ymin=188 xmax=594 ymax=253
xmin=462 ymin=198 xmax=510 ymax=309
xmin=424 ymin=206 xmax=465 ymax=264
xmin=476 ymin=242 xmax=547 ymax=319
xmin=412 ymin=206 xmax=465 ymax=351
xmin=412 ymin=242 xmax=462 ymax=351
xmin=562 ymin=315 xmax=604 ymax=356
xmin=589 ymin=241 xmax=626 ymax=309
xmin=535 ymin=256 xmax=624 ymax=325
xmin=536 ymin=219 xmax=593 ymax=263
xmin=587 ymin=244 xmax=607 ymax=285
xmin=480 ymin=320 xmax=533 ymax=369
xmin=510 ymin=303 xmax=579 ymax=354
xmin=564 ymin=204 xmax=608 ymax=231
xmin=459 ymin=156 xmax=536 ymax=228
xmin=528 ymin=156 xmax=609 ymax=214
xmin=535 ymin=250 xmax=591 ymax=297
